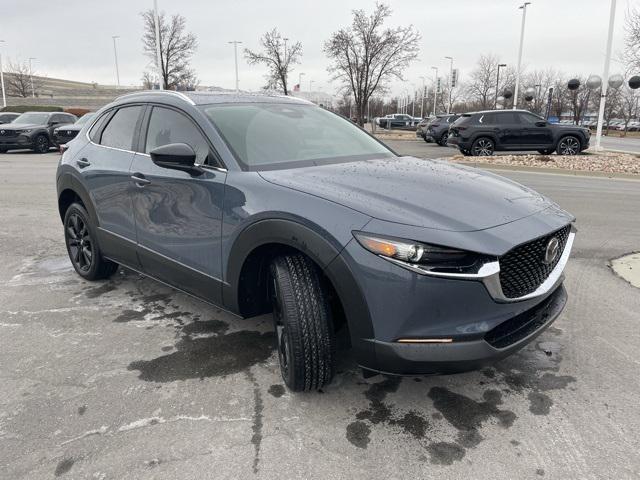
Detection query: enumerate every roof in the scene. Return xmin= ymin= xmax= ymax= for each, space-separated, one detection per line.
xmin=466 ymin=109 xmax=532 ymax=115
xmin=115 ymin=89 xmax=313 ymax=107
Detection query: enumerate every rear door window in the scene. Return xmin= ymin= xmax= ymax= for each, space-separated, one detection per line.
xmin=478 ymin=113 xmax=496 ymax=125
xmin=99 ymin=106 xmax=142 ymax=150
xmin=497 ymin=112 xmax=518 ymax=124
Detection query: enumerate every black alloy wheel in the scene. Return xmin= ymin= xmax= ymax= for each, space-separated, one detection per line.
xmin=556 ymin=136 xmax=580 ymax=155
xmin=34 ymin=134 xmax=50 ymax=153
xmin=472 ymin=137 xmax=495 ymax=156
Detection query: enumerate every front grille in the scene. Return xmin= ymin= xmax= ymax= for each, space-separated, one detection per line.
xmin=0 ymin=130 xmax=17 ymax=138
xmin=499 ymin=225 xmax=571 ymax=299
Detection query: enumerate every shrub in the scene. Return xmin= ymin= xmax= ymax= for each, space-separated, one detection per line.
xmin=1 ymin=105 xmax=63 ymax=113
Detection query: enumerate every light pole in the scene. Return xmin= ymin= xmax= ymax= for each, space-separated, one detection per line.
xmin=431 ymin=66 xmax=438 ymax=115
xmin=444 ymin=56 xmax=453 ymax=113
xmin=112 ymin=35 xmax=120 ymax=88
xmin=0 ymin=40 xmax=6 ymax=108
xmin=419 ymin=76 xmax=426 ymax=118
xmin=283 ymin=37 xmax=289 ymax=90
xmin=309 ymin=80 xmax=314 ymax=92
xmin=228 ymin=40 xmax=242 ymax=94
xmin=28 ymin=57 xmax=36 ymax=98
xmin=513 ymin=2 xmax=531 ymax=109
xmin=595 ymin=0 xmax=617 ymax=150
xmin=495 ymin=63 xmax=507 ymax=109
xmin=153 ymin=0 xmax=163 ymax=89
xmin=298 ymin=72 xmax=305 ymax=91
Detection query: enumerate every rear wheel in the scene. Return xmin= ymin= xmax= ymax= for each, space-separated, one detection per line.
xmin=438 ymin=132 xmax=450 ymax=146
xmin=270 ymin=253 xmax=335 ymax=392
xmin=471 ymin=137 xmax=494 ymax=156
xmin=64 ymin=202 xmax=118 ymax=280
xmin=33 ymin=134 xmax=50 ymax=154
xmin=556 ymin=136 xmax=581 ymax=155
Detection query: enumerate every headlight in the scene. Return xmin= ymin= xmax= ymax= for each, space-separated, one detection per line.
xmin=18 ymin=129 xmax=32 ymax=134
xmin=353 ymin=232 xmax=487 ymax=273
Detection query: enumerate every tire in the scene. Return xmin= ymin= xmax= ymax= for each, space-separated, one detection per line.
xmin=64 ymin=202 xmax=118 ymax=280
xmin=270 ymin=253 xmax=335 ymax=392
xmin=556 ymin=135 xmax=581 ymax=155
xmin=537 ymin=149 xmax=554 ymax=155
xmin=438 ymin=132 xmax=450 ymax=146
xmin=33 ymin=134 xmax=50 ymax=154
xmin=471 ymin=137 xmax=495 ymax=156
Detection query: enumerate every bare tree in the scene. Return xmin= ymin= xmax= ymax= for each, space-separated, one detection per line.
xmin=141 ymin=9 xmax=198 ymax=90
xmin=623 ymin=6 xmax=640 ymax=72
xmin=618 ymin=86 xmax=639 ymax=134
xmin=244 ymin=29 xmax=302 ymax=95
xmin=5 ymin=60 xmax=43 ymax=97
xmin=324 ymin=3 xmax=420 ymax=126
xmin=465 ymin=54 xmax=499 ymax=110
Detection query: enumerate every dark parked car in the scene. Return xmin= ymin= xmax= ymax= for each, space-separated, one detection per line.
xmin=57 ymin=91 xmax=575 ymax=391
xmin=376 ymin=113 xmax=419 ymax=129
xmin=0 ymin=111 xmax=77 ymax=153
xmin=53 ymin=113 xmax=96 ymax=147
xmin=421 ymin=114 xmax=460 ymax=146
xmin=448 ymin=110 xmax=590 ymax=156
xmin=0 ymin=112 xmax=20 ymax=125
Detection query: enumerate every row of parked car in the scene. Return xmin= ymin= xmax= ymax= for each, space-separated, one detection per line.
xmin=0 ymin=111 xmax=95 ymax=153
xmin=415 ymin=110 xmax=591 ymax=156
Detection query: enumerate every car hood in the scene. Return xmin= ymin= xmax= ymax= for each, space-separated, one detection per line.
xmin=0 ymin=123 xmax=43 ymax=130
xmin=259 ymin=157 xmax=555 ymax=232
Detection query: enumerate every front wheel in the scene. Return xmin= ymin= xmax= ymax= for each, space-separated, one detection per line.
xmin=270 ymin=253 xmax=335 ymax=392
xmin=556 ymin=136 xmax=581 ymax=155
xmin=64 ymin=202 xmax=118 ymax=280
xmin=33 ymin=134 xmax=50 ymax=153
xmin=472 ymin=137 xmax=495 ymax=156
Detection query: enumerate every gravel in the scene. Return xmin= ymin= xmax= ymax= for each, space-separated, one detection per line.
xmin=451 ymin=151 xmax=640 ymax=175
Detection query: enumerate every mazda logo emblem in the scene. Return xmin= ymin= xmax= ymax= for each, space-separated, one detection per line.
xmin=543 ymin=237 xmax=560 ymax=265
xmin=0 ymin=130 xmax=4 ymax=134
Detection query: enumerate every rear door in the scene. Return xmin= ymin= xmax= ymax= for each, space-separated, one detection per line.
xmin=494 ymin=111 xmax=522 ymax=147
xmin=130 ymin=105 xmax=227 ymax=305
xmin=77 ymin=105 xmax=144 ymax=267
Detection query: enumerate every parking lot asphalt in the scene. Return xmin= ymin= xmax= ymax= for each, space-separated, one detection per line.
xmin=1 ymin=151 xmax=639 ymax=480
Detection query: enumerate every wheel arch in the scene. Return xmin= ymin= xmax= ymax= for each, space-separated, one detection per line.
xmin=223 ymin=218 xmax=375 ymax=353
xmin=57 ymin=172 xmax=98 ymax=225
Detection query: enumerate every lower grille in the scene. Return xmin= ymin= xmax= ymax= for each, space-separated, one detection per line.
xmin=485 ymin=286 xmax=565 ymax=348
xmin=499 ymin=225 xmax=571 ymax=299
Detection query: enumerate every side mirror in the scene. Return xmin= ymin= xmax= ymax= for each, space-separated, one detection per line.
xmin=535 ymin=121 xmax=548 ymax=127
xmin=149 ymin=143 xmax=198 ymax=172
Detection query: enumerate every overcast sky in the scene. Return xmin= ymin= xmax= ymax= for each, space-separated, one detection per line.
xmin=1 ymin=0 xmax=637 ymax=97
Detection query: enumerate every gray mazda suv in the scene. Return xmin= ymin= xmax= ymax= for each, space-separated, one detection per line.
xmin=56 ymin=91 xmax=575 ymax=391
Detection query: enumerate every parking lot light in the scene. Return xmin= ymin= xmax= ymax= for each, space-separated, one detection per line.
xmin=28 ymin=57 xmax=36 ymax=98
xmin=595 ymin=0 xmax=617 ymax=150
xmin=513 ymin=2 xmax=531 ymax=110
xmin=444 ymin=56 xmax=453 ymax=113
xmin=112 ymin=36 xmax=120 ymax=88
xmin=431 ymin=66 xmax=438 ymax=115
xmin=0 ymin=40 xmax=6 ymax=108
xmin=228 ymin=40 xmax=242 ymax=94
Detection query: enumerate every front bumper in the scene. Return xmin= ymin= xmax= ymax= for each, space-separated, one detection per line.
xmin=0 ymin=136 xmax=33 ymax=149
xmin=371 ymin=284 xmax=567 ymax=375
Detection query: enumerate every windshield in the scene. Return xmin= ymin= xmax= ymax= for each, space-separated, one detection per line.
xmin=75 ymin=113 xmax=95 ymax=126
xmin=201 ymin=103 xmax=394 ymax=170
xmin=14 ymin=113 xmax=49 ymax=125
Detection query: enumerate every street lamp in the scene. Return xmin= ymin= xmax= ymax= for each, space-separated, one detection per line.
xmin=595 ymin=0 xmax=617 ymax=150
xmin=298 ymin=72 xmax=305 ymax=91
xmin=153 ymin=0 xmax=163 ymax=90
xmin=28 ymin=57 xmax=36 ymax=98
xmin=495 ymin=63 xmax=507 ymax=109
xmin=112 ymin=35 xmax=120 ymax=88
xmin=228 ymin=40 xmax=242 ymax=94
xmin=419 ymin=76 xmax=426 ymax=118
xmin=513 ymin=2 xmax=531 ymax=109
xmin=444 ymin=56 xmax=453 ymax=113
xmin=431 ymin=66 xmax=438 ymax=115
xmin=0 ymin=40 xmax=6 ymax=108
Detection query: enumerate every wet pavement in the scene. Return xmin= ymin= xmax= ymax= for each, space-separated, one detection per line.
xmin=1 ymin=152 xmax=639 ymax=479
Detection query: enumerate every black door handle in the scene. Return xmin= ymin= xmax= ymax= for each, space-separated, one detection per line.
xmin=131 ymin=173 xmax=151 ymax=186
xmin=76 ymin=158 xmax=91 ymax=168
